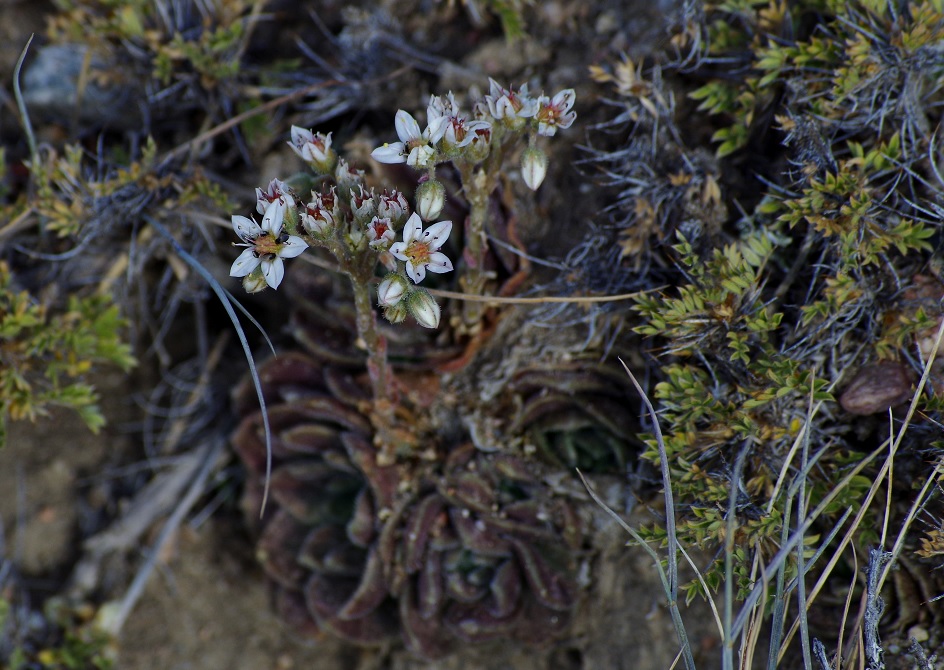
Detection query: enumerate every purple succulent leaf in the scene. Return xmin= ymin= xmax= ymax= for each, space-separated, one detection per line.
xmin=442 ymin=601 xmax=515 ymax=643
xmin=337 ymin=546 xmax=389 ymax=620
xmin=442 ymin=549 xmax=497 ymax=603
xmin=271 ymin=460 xmax=362 ymax=524
xmin=297 ymin=525 xmax=340 ymax=571
xmin=486 ymin=560 xmax=522 ymax=619
xmin=306 ymin=574 xmax=398 ymax=645
xmin=346 ymin=489 xmax=376 ymax=548
xmin=404 ymin=494 xmax=446 ymax=573
xmin=491 ymin=455 xmax=536 ymax=483
xmin=274 ymin=587 xmax=322 ymax=638
xmin=443 ymin=471 xmax=497 ymax=513
xmin=342 ymin=433 xmax=399 ymax=508
xmin=297 ymin=525 xmax=366 ymax=578
xmin=257 ymin=510 xmax=308 ymax=588
xmin=232 ymin=352 xmax=324 ymax=412
xmin=417 ymin=549 xmax=444 ymax=620
xmin=323 ymin=366 xmax=372 ymax=405
xmin=279 ymin=423 xmax=344 ymax=457
xmin=449 ymin=508 xmax=512 ymax=557
xmin=321 ymin=543 xmax=370 ymax=577
xmin=506 ymin=536 xmax=574 ymax=611
xmin=400 ymin=581 xmax=452 ymax=659
xmin=298 ymin=397 xmax=374 ymax=434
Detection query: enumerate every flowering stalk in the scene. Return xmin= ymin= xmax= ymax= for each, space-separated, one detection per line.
xmin=371 ymin=79 xmax=576 ymax=334
xmin=455 ymin=162 xmax=496 ymax=332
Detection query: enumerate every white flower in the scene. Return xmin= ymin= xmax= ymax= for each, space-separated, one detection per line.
xmin=230 ymin=198 xmax=308 ymax=290
xmin=371 ymin=110 xmax=447 ymax=168
xmin=427 ymin=92 xmax=491 ymax=151
xmin=535 ymin=89 xmax=577 ymax=136
xmin=389 ymin=212 xmax=453 ymax=284
xmin=288 ymin=126 xmax=334 ymax=162
xmin=255 ymin=179 xmax=295 ymax=216
xmin=485 ymin=79 xmax=539 ymax=121
xmin=366 ymin=216 xmax=395 ymax=249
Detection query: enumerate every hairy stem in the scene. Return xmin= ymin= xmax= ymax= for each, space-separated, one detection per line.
xmin=460 ymin=167 xmax=489 ymax=330
xmin=349 ymin=272 xmax=399 ymax=464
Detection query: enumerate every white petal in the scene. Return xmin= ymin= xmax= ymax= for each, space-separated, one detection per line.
xmin=405 ymin=261 xmax=425 ymax=284
xmin=279 ymin=236 xmax=308 ymax=259
xmin=395 ymin=110 xmax=421 ymax=143
xmin=553 ymin=89 xmax=576 ymax=112
xmin=402 ymin=213 xmax=422 ymax=245
xmin=420 ymin=220 xmax=452 ymax=250
xmin=558 ymin=111 xmax=577 ymax=129
xmin=371 ymin=143 xmax=407 ymax=164
xmin=407 ymin=145 xmax=435 ymax=168
xmin=425 ymin=115 xmax=448 ymax=144
xmin=262 ymin=256 xmax=285 ymax=290
xmin=232 ymin=215 xmax=261 ymax=241
xmin=389 ymin=242 xmax=408 ymax=261
xmin=291 ymin=125 xmax=312 ymax=146
xmin=495 ymin=97 xmax=515 ymax=119
xmin=261 ymin=198 xmax=286 ymax=236
xmin=425 ymin=252 xmax=453 ymax=274
xmin=230 ymin=248 xmax=260 ymax=277
xmin=488 ymin=78 xmax=504 ymax=97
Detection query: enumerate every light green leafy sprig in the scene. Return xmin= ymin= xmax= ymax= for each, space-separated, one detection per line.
xmin=0 ymin=262 xmax=135 ymax=447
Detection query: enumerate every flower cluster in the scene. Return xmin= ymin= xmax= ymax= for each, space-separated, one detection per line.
xmin=371 ymin=79 xmax=576 ymax=191
xmin=227 ymin=130 xmax=456 ymax=328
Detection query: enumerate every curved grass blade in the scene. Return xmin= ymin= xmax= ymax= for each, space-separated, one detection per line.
xmin=146 ymin=216 xmax=274 ymax=516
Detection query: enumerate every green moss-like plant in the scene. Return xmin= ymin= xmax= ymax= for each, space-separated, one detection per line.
xmin=590 ymin=0 xmax=944 ymax=602
xmin=0 ymin=261 xmax=135 ymax=447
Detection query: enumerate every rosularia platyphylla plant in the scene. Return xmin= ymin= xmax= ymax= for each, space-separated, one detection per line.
xmin=226 ymin=79 xmax=575 ymax=462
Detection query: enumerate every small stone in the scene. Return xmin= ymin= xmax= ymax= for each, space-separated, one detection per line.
xmin=839 ymin=361 xmax=913 ymax=415
xmin=908 ymin=625 xmax=929 ymax=643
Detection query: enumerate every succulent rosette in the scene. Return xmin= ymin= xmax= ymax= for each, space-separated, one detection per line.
xmin=508 ymin=358 xmax=639 ymax=473
xmin=388 ymin=444 xmax=582 ymax=658
xmin=232 ymin=352 xmax=400 ymax=644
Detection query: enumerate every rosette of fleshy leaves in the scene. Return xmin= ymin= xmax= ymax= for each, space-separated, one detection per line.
xmin=232 ymin=351 xmax=401 ymax=644
xmin=232 ymin=352 xmax=584 ymax=657
xmin=387 ymin=443 xmax=582 ymax=658
xmin=507 ymin=357 xmax=639 ymax=473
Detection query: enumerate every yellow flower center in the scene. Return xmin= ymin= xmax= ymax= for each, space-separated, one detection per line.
xmin=405 ymin=240 xmax=432 ymax=266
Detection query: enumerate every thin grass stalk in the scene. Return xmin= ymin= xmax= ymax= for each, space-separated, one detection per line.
xmin=723 ymin=445 xmax=748 ymax=670
xmin=147 ymin=216 xmax=274 ymax=515
xmin=732 ymin=433 xmax=890 ymax=641
xmin=795 ymin=386 xmax=814 ymax=670
xmin=619 ymin=360 xmax=696 ymax=670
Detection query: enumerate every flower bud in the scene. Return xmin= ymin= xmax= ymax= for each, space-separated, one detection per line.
xmin=288 ymin=127 xmax=337 ymax=175
xmin=242 ymin=269 xmax=268 ymax=293
xmin=416 ymin=179 xmax=445 ymax=221
xmin=302 ymin=203 xmax=334 ymax=236
xmin=383 ymin=301 xmax=408 ymax=324
xmin=366 ymin=216 xmax=395 ymax=249
xmin=377 ymin=189 xmax=409 ymax=224
xmin=350 ymin=185 xmax=376 ymax=221
xmin=335 ymin=159 xmax=364 ymax=199
xmin=377 ymin=273 xmax=409 ymax=307
xmin=521 ymin=146 xmax=548 ymax=191
xmin=406 ymin=288 xmax=441 ymax=329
